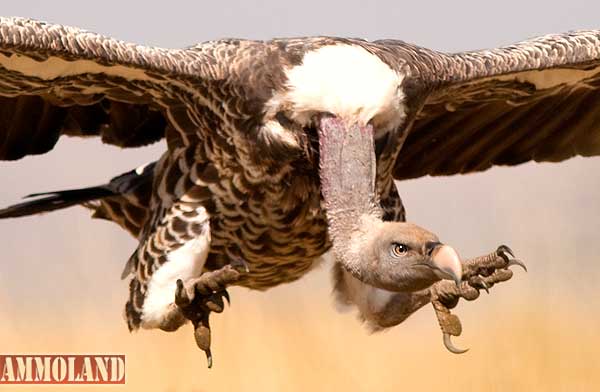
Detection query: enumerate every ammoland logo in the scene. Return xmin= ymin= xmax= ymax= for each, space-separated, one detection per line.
xmin=0 ymin=355 xmax=125 ymax=384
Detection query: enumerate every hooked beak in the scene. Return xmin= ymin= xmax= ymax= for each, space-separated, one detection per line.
xmin=428 ymin=243 xmax=463 ymax=286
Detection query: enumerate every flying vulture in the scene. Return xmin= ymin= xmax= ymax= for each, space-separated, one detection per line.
xmin=8 ymin=16 xmax=600 ymax=366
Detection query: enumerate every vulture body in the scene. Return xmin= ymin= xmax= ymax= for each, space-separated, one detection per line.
xmin=1 ymin=17 xmax=597 ymax=364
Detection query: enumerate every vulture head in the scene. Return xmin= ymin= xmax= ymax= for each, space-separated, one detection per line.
xmin=344 ymin=219 xmax=462 ymax=292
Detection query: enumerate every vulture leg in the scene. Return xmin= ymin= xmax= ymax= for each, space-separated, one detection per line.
xmin=174 ymin=262 xmax=246 ymax=368
xmin=430 ymin=246 xmax=527 ymax=354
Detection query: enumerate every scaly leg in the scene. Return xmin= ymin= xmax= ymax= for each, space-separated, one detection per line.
xmin=431 ymin=245 xmax=527 ymax=353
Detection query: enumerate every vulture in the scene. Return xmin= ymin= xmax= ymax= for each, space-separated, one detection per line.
xmin=10 ymin=16 xmax=600 ymax=367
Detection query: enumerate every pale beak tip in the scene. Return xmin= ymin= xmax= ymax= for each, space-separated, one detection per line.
xmin=453 ymin=275 xmax=462 ymax=288
xmin=431 ymin=244 xmax=463 ymax=286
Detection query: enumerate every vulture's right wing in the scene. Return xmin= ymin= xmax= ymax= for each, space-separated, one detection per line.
xmin=0 ymin=17 xmax=226 ymax=160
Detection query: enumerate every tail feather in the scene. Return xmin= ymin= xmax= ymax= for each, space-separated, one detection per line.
xmin=0 ymin=186 xmax=115 ymax=219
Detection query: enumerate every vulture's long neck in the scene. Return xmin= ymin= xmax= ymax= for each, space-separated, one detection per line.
xmin=318 ymin=117 xmax=383 ymax=280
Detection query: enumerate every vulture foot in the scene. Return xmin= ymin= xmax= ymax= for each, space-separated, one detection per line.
xmin=431 ymin=245 xmax=526 ymax=354
xmin=175 ymin=261 xmax=246 ymax=368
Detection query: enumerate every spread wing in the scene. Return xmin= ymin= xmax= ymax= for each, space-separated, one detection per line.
xmin=388 ymin=30 xmax=600 ymax=180
xmin=0 ymin=18 xmax=247 ymax=332
xmin=0 ymin=17 xmax=215 ymax=160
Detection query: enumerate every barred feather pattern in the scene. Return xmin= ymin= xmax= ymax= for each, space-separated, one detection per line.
xmin=0 ymin=19 xmax=410 ymax=330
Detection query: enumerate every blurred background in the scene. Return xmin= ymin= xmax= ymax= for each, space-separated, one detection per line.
xmin=1 ymin=1 xmax=599 ymax=391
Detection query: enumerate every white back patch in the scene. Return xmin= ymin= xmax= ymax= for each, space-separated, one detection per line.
xmin=280 ymin=44 xmax=406 ymax=130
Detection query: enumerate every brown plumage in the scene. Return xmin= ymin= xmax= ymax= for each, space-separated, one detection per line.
xmin=0 ymin=17 xmax=595 ymax=364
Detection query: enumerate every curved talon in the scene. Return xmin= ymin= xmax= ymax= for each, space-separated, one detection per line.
xmin=497 ymin=245 xmax=515 ymax=258
xmin=194 ymin=317 xmax=214 ymax=368
xmin=443 ymin=333 xmax=469 ymax=354
xmin=205 ymin=350 xmax=213 ymax=369
xmin=507 ymin=259 xmax=527 ymax=272
xmin=468 ymin=276 xmax=489 ymax=294
xmin=223 ymin=290 xmax=230 ymax=305
xmin=477 ymin=279 xmax=490 ymax=294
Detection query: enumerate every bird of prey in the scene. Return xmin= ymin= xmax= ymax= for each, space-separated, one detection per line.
xmin=9 ymin=16 xmax=600 ymax=367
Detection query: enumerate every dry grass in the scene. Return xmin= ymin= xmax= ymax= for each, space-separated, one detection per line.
xmin=1 ymin=276 xmax=598 ymax=392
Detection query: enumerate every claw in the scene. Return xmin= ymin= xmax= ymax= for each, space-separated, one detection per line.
xmin=475 ymin=278 xmax=490 ymax=294
xmin=467 ymin=276 xmax=489 ymax=294
xmin=507 ymin=259 xmax=527 ymax=272
xmin=194 ymin=317 xmax=213 ymax=368
xmin=497 ymin=245 xmax=515 ymax=258
xmin=222 ymin=290 xmax=230 ymax=305
xmin=205 ymin=350 xmax=213 ymax=369
xmin=443 ymin=333 xmax=469 ymax=354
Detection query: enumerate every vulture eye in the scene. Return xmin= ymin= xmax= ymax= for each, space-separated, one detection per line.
xmin=390 ymin=243 xmax=409 ymax=258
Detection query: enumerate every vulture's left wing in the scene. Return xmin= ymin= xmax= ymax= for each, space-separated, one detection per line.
xmin=388 ymin=30 xmax=600 ymax=180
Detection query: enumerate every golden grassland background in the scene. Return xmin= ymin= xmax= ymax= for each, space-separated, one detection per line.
xmin=1 ymin=276 xmax=599 ymax=392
